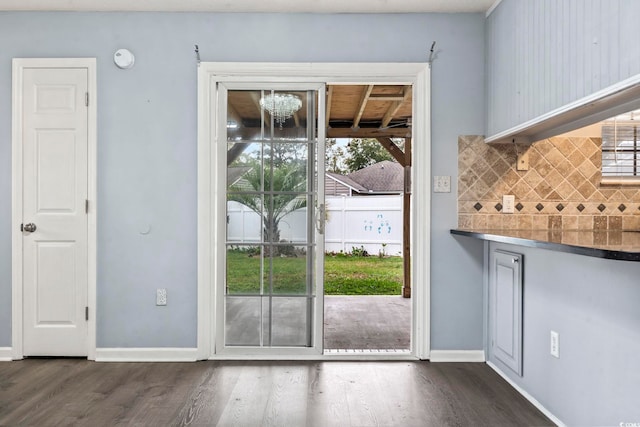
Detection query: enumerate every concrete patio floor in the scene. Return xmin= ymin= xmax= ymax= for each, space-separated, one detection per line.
xmin=223 ymin=295 xmax=411 ymax=350
xmin=323 ymin=295 xmax=411 ymax=350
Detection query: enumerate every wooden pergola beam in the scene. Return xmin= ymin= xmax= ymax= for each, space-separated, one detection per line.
xmin=374 ymin=135 xmax=412 ymax=298
xmin=381 ymin=102 xmax=403 ymax=129
xmin=229 ymin=127 xmax=408 ymax=140
xmin=380 ymin=86 xmax=411 ymax=128
xmin=227 ymin=143 xmax=248 ymax=166
xmin=353 ymin=84 xmax=373 ymax=129
xmin=325 ymin=85 xmax=334 ymax=129
xmin=227 ymin=103 xmax=241 ymax=124
xmin=368 ymin=94 xmax=406 ymax=101
xmin=327 ymin=127 xmax=411 ymax=139
xmin=376 ymin=137 xmax=406 ymax=166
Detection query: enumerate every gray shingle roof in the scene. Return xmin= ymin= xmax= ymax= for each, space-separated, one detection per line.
xmin=347 ymin=160 xmax=403 ymax=193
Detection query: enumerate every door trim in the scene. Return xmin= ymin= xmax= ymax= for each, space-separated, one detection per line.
xmin=197 ymin=62 xmax=431 ymax=360
xmin=11 ymin=58 xmax=97 ymax=360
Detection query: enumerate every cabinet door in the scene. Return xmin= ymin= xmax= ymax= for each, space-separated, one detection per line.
xmin=490 ymin=250 xmax=523 ymax=376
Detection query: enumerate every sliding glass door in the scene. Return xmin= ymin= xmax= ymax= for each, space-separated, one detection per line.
xmin=216 ymin=83 xmax=325 ymax=355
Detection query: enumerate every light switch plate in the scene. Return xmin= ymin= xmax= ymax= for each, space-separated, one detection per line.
xmin=433 ymin=176 xmax=451 ymax=193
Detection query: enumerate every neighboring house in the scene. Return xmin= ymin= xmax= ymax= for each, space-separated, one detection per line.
xmin=325 ymin=172 xmax=367 ymax=196
xmin=326 ymin=160 xmax=403 ymax=196
xmin=227 ymin=166 xmax=251 ymax=189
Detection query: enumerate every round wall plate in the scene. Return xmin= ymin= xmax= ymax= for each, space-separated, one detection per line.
xmin=114 ymin=48 xmax=135 ymax=69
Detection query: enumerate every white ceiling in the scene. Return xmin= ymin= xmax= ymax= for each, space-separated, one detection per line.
xmin=0 ymin=0 xmax=497 ymax=13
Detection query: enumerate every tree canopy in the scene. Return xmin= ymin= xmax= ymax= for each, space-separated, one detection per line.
xmin=228 ymin=143 xmax=307 ymax=252
xmin=325 ymin=138 xmax=347 ymax=174
xmin=326 ymin=138 xmax=404 ymax=173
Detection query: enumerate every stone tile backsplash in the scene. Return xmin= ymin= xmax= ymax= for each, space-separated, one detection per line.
xmin=458 ymin=135 xmax=640 ymax=230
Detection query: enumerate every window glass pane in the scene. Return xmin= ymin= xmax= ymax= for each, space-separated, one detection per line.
xmin=226 ymin=246 xmax=262 ymax=295
xmin=267 ymin=246 xmax=309 ymax=295
xmin=270 ymin=297 xmax=311 ymax=346
xmin=266 ymin=142 xmax=309 ymax=192
xmin=262 ymin=194 xmax=307 ymax=244
xmin=227 ymin=142 xmax=263 ymax=192
xmin=227 ymin=90 xmax=266 ymax=142
xmin=225 ymin=297 xmax=262 ymax=346
xmin=226 ymin=197 xmax=262 ymax=243
xmin=262 ymin=90 xmax=310 ymax=140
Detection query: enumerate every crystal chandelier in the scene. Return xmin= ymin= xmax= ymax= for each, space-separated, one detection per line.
xmin=259 ymin=93 xmax=302 ymax=128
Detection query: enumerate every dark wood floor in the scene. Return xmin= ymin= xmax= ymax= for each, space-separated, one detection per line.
xmin=0 ymin=359 xmax=553 ymax=427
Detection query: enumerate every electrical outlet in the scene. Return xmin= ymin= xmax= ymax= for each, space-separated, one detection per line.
xmin=156 ymin=288 xmax=167 ymax=306
xmin=502 ymin=195 xmax=515 ymax=214
xmin=433 ymin=176 xmax=451 ymax=193
xmin=550 ymin=330 xmax=560 ymax=358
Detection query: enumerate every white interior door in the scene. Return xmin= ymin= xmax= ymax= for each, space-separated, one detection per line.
xmin=215 ymin=83 xmax=325 ymax=356
xmin=21 ymin=67 xmax=89 ymax=356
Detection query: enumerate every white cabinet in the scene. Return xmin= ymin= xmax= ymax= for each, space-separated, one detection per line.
xmin=489 ymin=250 xmax=523 ymax=376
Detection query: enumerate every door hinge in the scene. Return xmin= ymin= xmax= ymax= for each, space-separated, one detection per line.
xmin=85 ymin=306 xmax=89 ymax=321
xmin=85 ymin=92 xmax=89 ymax=107
xmin=85 ymin=199 xmax=89 ymax=214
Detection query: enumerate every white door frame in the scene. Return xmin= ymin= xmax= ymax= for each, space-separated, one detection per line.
xmin=11 ymin=58 xmax=98 ymax=360
xmin=197 ymin=62 xmax=431 ymax=360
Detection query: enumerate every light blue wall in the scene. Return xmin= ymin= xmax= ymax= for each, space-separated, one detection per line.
xmin=486 ymin=0 xmax=640 ymax=137
xmin=488 ymin=242 xmax=640 ymax=425
xmin=0 ymin=12 xmax=486 ymax=349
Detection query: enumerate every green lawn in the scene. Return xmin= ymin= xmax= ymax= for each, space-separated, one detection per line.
xmin=324 ymin=255 xmax=403 ymax=295
xmin=226 ymin=250 xmax=403 ymax=295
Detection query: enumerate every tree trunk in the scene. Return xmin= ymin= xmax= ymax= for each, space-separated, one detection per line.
xmin=263 ymin=215 xmax=281 ymax=256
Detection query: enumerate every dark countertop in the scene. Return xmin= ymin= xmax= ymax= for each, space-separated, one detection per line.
xmin=450 ymin=229 xmax=640 ymax=262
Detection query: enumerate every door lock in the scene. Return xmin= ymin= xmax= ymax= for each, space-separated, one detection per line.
xmin=22 ymin=223 xmax=37 ymax=233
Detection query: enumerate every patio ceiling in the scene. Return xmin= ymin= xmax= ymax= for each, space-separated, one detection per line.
xmin=228 ymin=84 xmax=413 ymax=139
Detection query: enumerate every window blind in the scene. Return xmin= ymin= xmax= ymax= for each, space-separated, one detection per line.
xmin=601 ymin=121 xmax=640 ymax=177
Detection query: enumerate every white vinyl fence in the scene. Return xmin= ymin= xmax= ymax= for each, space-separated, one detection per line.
xmin=227 ymin=195 xmax=403 ymax=256
xmin=226 ymin=201 xmax=308 ymax=245
xmin=324 ymin=195 xmax=402 ymax=256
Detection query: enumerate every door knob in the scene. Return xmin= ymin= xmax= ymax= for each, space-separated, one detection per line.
xmin=22 ymin=223 xmax=37 ymax=233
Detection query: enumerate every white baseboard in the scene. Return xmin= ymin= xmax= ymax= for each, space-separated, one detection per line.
xmin=0 ymin=347 xmax=12 ymax=361
xmin=487 ymin=361 xmax=564 ymax=427
xmin=95 ymin=348 xmax=198 ymax=362
xmin=429 ymin=350 xmax=485 ymax=362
